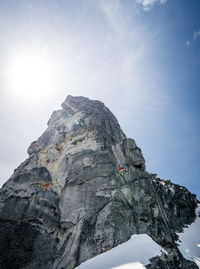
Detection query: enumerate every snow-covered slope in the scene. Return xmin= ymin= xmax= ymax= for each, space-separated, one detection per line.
xmin=75 ymin=234 xmax=166 ymax=269
xmin=177 ymin=205 xmax=200 ymax=268
xmin=111 ymin=263 xmax=146 ymax=269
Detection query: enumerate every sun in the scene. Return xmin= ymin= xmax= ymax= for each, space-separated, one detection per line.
xmin=6 ymin=50 xmax=56 ymax=101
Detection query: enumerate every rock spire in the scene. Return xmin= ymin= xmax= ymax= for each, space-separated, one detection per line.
xmin=0 ymin=96 xmax=198 ymax=269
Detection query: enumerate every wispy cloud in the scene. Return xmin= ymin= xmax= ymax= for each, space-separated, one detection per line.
xmin=185 ymin=29 xmax=200 ymax=47
xmin=185 ymin=40 xmax=191 ymax=47
xmin=135 ymin=0 xmax=167 ymax=11
xmin=193 ymin=29 xmax=200 ymax=40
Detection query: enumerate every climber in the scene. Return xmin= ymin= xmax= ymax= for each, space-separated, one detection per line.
xmin=118 ymin=164 xmax=127 ymax=184
xmin=74 ymin=119 xmax=81 ymax=127
xmin=119 ymin=164 xmax=127 ymax=172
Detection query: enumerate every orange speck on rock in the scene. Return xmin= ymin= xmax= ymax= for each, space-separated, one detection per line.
xmin=41 ymin=183 xmax=51 ymax=191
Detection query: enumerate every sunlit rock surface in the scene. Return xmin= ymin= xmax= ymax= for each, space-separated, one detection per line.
xmin=0 ymin=95 xmax=198 ymax=269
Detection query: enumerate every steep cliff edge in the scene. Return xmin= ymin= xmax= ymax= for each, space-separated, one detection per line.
xmin=0 ymin=95 xmax=198 ymax=269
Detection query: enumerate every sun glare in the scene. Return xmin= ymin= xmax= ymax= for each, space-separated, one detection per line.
xmin=7 ymin=51 xmax=56 ymax=101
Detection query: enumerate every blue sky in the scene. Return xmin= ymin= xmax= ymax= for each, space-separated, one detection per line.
xmin=0 ymin=0 xmax=199 ymax=198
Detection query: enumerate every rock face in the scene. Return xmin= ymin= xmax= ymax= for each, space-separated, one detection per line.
xmin=0 ymin=95 xmax=198 ymax=269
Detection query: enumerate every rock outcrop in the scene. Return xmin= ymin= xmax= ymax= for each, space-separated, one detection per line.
xmin=0 ymin=95 xmax=198 ymax=269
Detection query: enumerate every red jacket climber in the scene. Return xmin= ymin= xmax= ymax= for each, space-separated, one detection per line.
xmin=119 ymin=164 xmax=127 ymax=171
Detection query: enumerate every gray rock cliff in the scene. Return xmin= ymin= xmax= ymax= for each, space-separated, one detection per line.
xmin=0 ymin=95 xmax=198 ymax=269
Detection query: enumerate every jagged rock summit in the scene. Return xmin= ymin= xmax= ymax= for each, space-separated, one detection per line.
xmin=0 ymin=95 xmax=199 ymax=269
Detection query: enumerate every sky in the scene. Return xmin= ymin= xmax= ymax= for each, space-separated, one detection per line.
xmin=0 ymin=0 xmax=200 ymax=198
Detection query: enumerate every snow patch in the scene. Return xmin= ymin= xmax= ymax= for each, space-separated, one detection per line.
xmin=177 ymin=204 xmax=200 ymax=268
xmin=194 ymin=257 xmax=200 ymax=268
xmin=111 ymin=262 xmax=146 ymax=269
xmin=159 ymin=181 xmax=166 ymax=186
xmin=75 ymin=234 xmax=166 ymax=269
